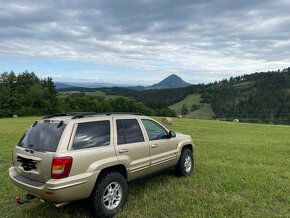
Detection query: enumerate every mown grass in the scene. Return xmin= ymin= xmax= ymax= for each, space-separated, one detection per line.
xmin=170 ymin=94 xmax=201 ymax=113
xmin=0 ymin=117 xmax=289 ymax=217
xmin=170 ymin=94 xmax=214 ymax=119
xmin=58 ymin=91 xmax=123 ymax=99
xmin=186 ymin=104 xmax=215 ymax=120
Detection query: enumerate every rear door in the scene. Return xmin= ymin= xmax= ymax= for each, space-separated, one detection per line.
xmin=141 ymin=119 xmax=178 ymax=173
xmin=114 ymin=117 xmax=150 ymax=180
xmin=13 ymin=121 xmax=66 ymax=183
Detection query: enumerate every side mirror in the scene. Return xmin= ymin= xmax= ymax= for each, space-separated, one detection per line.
xmin=168 ymin=131 xmax=176 ymax=139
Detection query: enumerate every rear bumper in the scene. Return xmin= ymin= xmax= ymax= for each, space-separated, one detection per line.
xmin=9 ymin=167 xmax=98 ymax=203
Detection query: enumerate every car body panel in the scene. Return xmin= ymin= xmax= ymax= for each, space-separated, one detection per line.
xmin=9 ymin=113 xmax=194 ymax=204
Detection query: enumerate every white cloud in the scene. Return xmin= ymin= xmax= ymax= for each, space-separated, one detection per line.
xmin=0 ymin=0 xmax=289 ymax=84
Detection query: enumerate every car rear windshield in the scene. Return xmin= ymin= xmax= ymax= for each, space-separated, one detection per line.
xmin=17 ymin=122 xmax=66 ymax=152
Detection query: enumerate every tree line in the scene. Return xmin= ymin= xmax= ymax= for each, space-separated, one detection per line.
xmin=0 ymin=71 xmax=58 ymax=117
xmin=209 ymin=68 xmax=290 ymax=124
xmin=0 ymin=71 xmax=174 ymax=118
xmin=1 ymin=68 xmax=290 ymax=124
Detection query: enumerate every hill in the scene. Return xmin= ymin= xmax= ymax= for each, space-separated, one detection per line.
xmin=55 ymin=74 xmax=191 ymax=90
xmin=1 ymin=117 xmax=289 ymax=217
xmin=56 ymin=67 xmax=290 ymax=124
xmin=207 ymin=67 xmax=290 ymax=124
xmin=54 ymin=82 xmax=73 ymax=89
xmin=55 ymin=81 xmax=134 ymax=89
xmin=2 ymin=68 xmax=290 ymax=124
xmin=148 ymin=74 xmax=191 ymax=89
xmin=169 ymin=94 xmax=214 ymax=119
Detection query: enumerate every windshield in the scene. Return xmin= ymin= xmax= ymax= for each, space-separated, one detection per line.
xmin=18 ymin=122 xmax=66 ymax=152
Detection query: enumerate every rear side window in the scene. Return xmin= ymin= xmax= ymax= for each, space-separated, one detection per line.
xmin=72 ymin=121 xmax=110 ymax=150
xmin=116 ymin=119 xmax=144 ymax=145
xmin=18 ymin=123 xmax=66 ymax=152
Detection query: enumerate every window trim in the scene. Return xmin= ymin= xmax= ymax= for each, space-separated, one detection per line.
xmin=68 ymin=120 xmax=112 ymax=150
xmin=116 ymin=118 xmax=145 ymax=145
xmin=17 ymin=122 xmax=67 ymax=152
xmin=116 ymin=119 xmax=126 ymax=145
xmin=141 ymin=119 xmax=169 ymax=141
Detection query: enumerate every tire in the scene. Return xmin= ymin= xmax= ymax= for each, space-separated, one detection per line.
xmin=175 ymin=148 xmax=194 ymax=176
xmin=90 ymin=171 xmax=128 ymax=218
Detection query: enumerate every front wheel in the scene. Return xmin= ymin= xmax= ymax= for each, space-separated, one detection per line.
xmin=90 ymin=172 xmax=128 ymax=217
xmin=175 ymin=148 xmax=194 ymax=176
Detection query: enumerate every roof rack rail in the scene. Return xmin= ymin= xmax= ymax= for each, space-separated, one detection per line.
xmin=104 ymin=112 xmax=144 ymax=116
xmin=43 ymin=112 xmax=145 ymax=120
xmin=71 ymin=112 xmax=100 ymax=119
xmin=72 ymin=112 xmax=144 ymax=119
xmin=43 ymin=113 xmax=72 ymax=119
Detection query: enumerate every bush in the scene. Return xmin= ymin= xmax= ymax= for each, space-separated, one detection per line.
xmin=181 ymin=104 xmax=188 ymax=115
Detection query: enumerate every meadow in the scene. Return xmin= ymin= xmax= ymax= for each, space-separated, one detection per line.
xmin=57 ymin=90 xmax=123 ymax=99
xmin=0 ymin=117 xmax=289 ymax=217
xmin=169 ymin=94 xmax=214 ymax=119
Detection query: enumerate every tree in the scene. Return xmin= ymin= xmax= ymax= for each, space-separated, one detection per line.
xmin=0 ymin=71 xmax=60 ymax=117
xmin=191 ymin=104 xmax=200 ymax=111
xmin=181 ymin=104 xmax=188 ymax=115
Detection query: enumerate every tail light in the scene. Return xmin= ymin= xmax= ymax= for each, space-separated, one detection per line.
xmin=51 ymin=157 xmax=73 ymax=179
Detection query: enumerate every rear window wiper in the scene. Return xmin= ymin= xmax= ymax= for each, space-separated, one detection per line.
xmin=24 ymin=148 xmax=34 ymax=154
xmin=24 ymin=147 xmax=45 ymax=153
xmin=57 ymin=121 xmax=64 ymax=128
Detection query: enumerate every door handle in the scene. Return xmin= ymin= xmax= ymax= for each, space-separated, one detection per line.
xmin=119 ymin=149 xmax=129 ymax=153
xmin=151 ymin=144 xmax=159 ymax=148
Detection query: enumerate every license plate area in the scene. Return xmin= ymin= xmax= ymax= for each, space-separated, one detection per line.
xmin=17 ymin=156 xmax=37 ymax=171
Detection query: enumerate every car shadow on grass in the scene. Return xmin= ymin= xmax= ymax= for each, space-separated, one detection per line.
xmin=19 ymin=169 xmax=178 ymax=217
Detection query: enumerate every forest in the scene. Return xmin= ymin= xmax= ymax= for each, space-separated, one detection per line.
xmin=0 ymin=71 xmax=58 ymax=117
xmin=0 ymin=71 xmax=172 ymax=117
xmin=209 ymin=68 xmax=290 ymax=124
xmin=1 ymin=68 xmax=290 ymax=124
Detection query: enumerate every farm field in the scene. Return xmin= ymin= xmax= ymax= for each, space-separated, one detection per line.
xmin=0 ymin=117 xmax=289 ymax=217
xmin=57 ymin=90 xmax=123 ymax=99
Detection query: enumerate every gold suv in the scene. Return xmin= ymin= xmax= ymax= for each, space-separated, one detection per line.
xmin=9 ymin=112 xmax=194 ymax=217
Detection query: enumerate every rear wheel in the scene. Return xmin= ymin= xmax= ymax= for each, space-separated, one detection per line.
xmin=175 ymin=148 xmax=194 ymax=176
xmin=90 ymin=172 xmax=128 ymax=217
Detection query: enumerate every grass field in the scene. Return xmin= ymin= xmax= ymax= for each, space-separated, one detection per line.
xmin=170 ymin=94 xmax=214 ymax=119
xmin=58 ymin=90 xmax=123 ymax=99
xmin=0 ymin=117 xmax=289 ymax=217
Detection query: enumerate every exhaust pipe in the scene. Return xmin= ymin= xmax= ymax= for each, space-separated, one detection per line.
xmin=54 ymin=202 xmax=69 ymax=208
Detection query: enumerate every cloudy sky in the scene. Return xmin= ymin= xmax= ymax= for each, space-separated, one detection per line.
xmin=0 ymin=0 xmax=290 ymax=85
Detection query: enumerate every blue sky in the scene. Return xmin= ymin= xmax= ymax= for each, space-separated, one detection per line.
xmin=1 ymin=0 xmax=290 ymax=85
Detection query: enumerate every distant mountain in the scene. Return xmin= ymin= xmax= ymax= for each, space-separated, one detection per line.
xmin=59 ymin=82 xmax=120 ymax=89
xmin=54 ymin=82 xmax=74 ymax=89
xmin=54 ymin=81 xmax=144 ymax=90
xmin=54 ymin=74 xmax=191 ymax=90
xmin=147 ymin=74 xmax=191 ymax=89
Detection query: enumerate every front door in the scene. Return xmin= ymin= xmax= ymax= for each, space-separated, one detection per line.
xmin=141 ymin=119 xmax=178 ymax=173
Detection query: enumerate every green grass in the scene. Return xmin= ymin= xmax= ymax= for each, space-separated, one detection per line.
xmin=170 ymin=94 xmax=214 ymax=119
xmin=170 ymin=94 xmax=201 ymax=113
xmin=186 ymin=103 xmax=215 ymax=119
xmin=57 ymin=91 xmax=123 ymax=99
xmin=0 ymin=117 xmax=289 ymax=217
xmin=231 ymin=81 xmax=254 ymax=90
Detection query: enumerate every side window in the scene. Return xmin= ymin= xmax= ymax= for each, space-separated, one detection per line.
xmin=116 ymin=119 xmax=144 ymax=145
xmin=72 ymin=121 xmax=110 ymax=150
xmin=142 ymin=119 xmax=168 ymax=141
